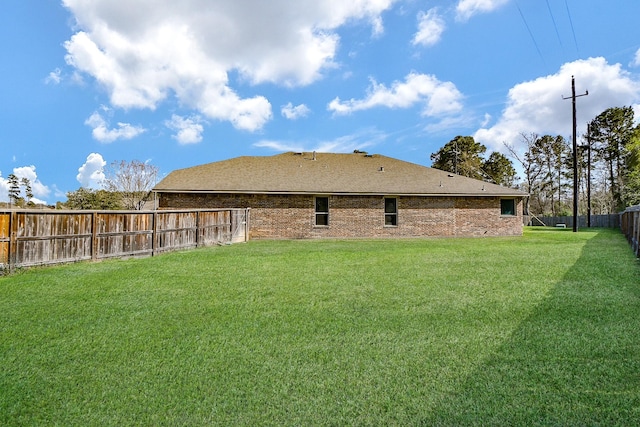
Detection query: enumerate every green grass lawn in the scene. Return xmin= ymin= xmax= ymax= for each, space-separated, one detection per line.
xmin=1 ymin=228 xmax=639 ymax=425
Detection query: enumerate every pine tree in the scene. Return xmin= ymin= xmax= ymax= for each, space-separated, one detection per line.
xmin=8 ymin=174 xmax=21 ymax=207
xmin=21 ymin=177 xmax=34 ymax=206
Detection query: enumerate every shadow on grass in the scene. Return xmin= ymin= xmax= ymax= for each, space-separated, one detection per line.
xmin=423 ymin=229 xmax=640 ymax=426
xmin=525 ymin=226 xmax=576 ymax=232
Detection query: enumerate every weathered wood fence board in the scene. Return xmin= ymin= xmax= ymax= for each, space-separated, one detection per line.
xmin=621 ymin=205 xmax=640 ymax=257
xmin=197 ymin=210 xmax=232 ymax=247
xmin=0 ymin=208 xmax=249 ymax=271
xmin=0 ymin=213 xmax=10 ymax=267
xmin=19 ymin=211 xmax=94 ymax=266
xmin=155 ymin=211 xmax=197 ymax=253
xmin=96 ymin=212 xmax=154 ymax=259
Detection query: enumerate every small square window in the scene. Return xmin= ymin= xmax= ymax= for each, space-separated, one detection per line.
xmin=500 ymin=199 xmax=516 ymax=216
xmin=315 ymin=197 xmax=329 ymax=226
xmin=384 ymin=197 xmax=397 ymax=226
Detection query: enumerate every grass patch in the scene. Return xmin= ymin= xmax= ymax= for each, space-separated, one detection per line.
xmin=1 ymin=228 xmax=639 ymax=425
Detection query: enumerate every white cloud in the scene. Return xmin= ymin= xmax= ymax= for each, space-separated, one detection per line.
xmin=328 ymin=72 xmax=463 ymax=117
xmin=3 ymin=166 xmax=51 ymax=204
xmin=253 ymin=140 xmax=306 ymax=153
xmin=412 ymin=8 xmax=445 ymax=47
xmin=45 ymin=68 xmax=62 ymax=84
xmin=62 ymin=0 xmax=397 ymax=132
xmin=424 ymin=115 xmax=474 ymax=134
xmin=632 ymin=48 xmax=640 ymax=67
xmin=0 ymin=175 xmax=7 ymax=202
xmin=255 ymin=127 xmax=387 ymax=153
xmin=474 ymin=57 xmax=640 ymax=154
xmin=281 ymin=103 xmax=311 ymax=120
xmin=53 ymin=185 xmax=67 ymax=200
xmin=165 ymin=114 xmax=205 ymax=144
xmin=370 ymin=16 xmax=385 ymax=37
xmin=456 ymin=0 xmax=510 ymax=22
xmin=481 ymin=112 xmax=492 ymax=127
xmin=76 ymin=153 xmax=106 ymax=189
xmin=85 ymin=111 xmax=146 ymax=143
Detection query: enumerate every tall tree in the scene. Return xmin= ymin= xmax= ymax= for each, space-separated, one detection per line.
xmin=7 ymin=174 xmax=21 ymax=207
xmin=21 ymin=177 xmax=34 ymax=206
xmin=505 ymin=133 xmax=572 ymax=216
xmin=65 ymin=188 xmax=124 ymax=210
xmin=533 ymin=135 xmax=570 ymax=216
xmin=104 ymin=160 xmax=159 ymax=210
xmin=481 ymin=152 xmax=517 ymax=187
xmin=430 ymin=136 xmax=486 ymax=180
xmin=588 ymin=106 xmax=636 ymax=211
xmin=505 ymin=133 xmax=546 ymax=216
xmin=622 ymin=124 xmax=640 ymax=207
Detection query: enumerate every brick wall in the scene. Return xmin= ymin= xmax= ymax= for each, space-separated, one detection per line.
xmin=158 ymin=193 xmax=523 ymax=239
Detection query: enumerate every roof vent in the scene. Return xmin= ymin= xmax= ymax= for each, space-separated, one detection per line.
xmin=379 ymin=166 xmax=385 ymax=172
xmin=448 ymin=174 xmax=454 ymax=177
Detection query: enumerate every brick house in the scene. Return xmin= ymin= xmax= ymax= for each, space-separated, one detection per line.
xmin=152 ymin=152 xmax=527 ymax=239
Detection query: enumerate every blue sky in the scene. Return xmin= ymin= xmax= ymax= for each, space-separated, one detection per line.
xmin=1 ymin=0 xmax=640 ymax=205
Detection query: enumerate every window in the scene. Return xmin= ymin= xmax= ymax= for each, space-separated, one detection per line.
xmin=500 ymin=199 xmax=516 ymax=216
xmin=315 ymin=196 xmax=329 ymax=226
xmin=384 ymin=197 xmax=398 ymax=226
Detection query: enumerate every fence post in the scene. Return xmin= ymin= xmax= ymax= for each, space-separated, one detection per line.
xmin=195 ymin=211 xmax=200 ymax=248
xmin=152 ymin=211 xmax=158 ymax=256
xmin=9 ymin=211 xmax=18 ymax=272
xmin=91 ymin=211 xmax=98 ymax=261
xmin=245 ymin=208 xmax=250 ymax=242
xmin=631 ymin=210 xmax=640 ymax=256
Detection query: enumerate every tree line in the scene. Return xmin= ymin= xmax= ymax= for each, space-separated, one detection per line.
xmin=3 ymin=160 xmax=159 ymax=210
xmin=6 ymin=174 xmax=35 ymax=208
xmin=63 ymin=160 xmax=159 ymax=210
xmin=430 ymin=106 xmax=640 ymax=216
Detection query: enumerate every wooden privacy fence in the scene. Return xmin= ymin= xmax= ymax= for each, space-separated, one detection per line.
xmin=621 ymin=205 xmax=640 ymax=258
xmin=534 ymin=214 xmax=620 ymax=228
xmin=0 ymin=208 xmax=250 ymax=271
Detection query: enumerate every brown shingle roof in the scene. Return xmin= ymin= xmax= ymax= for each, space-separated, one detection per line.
xmin=153 ymin=152 xmax=527 ymax=197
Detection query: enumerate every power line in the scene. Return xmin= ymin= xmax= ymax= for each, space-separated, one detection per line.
xmin=565 ymin=0 xmax=580 ymax=56
xmin=545 ymin=0 xmax=564 ymax=52
xmin=515 ymin=0 xmax=546 ymax=68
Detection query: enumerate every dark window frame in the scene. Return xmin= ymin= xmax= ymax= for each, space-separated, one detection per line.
xmin=500 ymin=198 xmax=516 ymax=216
xmin=384 ymin=197 xmax=398 ymax=227
xmin=315 ymin=196 xmax=329 ymax=226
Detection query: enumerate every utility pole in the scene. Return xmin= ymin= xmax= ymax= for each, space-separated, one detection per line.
xmin=563 ymin=76 xmax=588 ymax=232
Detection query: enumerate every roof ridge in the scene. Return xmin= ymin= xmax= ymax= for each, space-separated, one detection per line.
xmin=154 ymin=152 xmax=527 ymax=197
